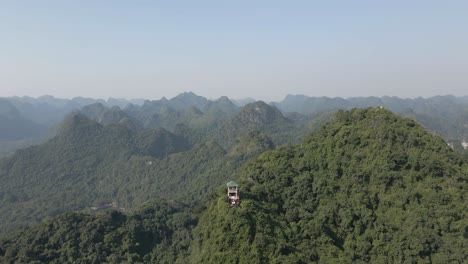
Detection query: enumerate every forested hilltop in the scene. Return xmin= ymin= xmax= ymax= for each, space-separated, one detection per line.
xmin=1 ymin=108 xmax=466 ymax=263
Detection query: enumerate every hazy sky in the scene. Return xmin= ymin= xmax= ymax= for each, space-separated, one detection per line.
xmin=1 ymin=1 xmax=467 ymax=101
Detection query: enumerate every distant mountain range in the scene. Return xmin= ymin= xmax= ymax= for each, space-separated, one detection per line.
xmin=274 ymin=94 xmax=468 ymax=148
xmin=1 ymin=93 xmax=468 ymax=157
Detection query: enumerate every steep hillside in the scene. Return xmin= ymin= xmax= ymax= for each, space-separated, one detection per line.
xmin=192 ymin=108 xmax=467 ymax=263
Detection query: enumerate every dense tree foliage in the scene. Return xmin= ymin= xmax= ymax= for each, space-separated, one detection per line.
xmin=193 ymin=108 xmax=467 ymax=263
xmin=0 ymin=201 xmax=195 ymax=264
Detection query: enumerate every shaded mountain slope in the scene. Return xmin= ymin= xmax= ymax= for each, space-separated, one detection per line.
xmin=0 ymin=99 xmax=46 ymax=141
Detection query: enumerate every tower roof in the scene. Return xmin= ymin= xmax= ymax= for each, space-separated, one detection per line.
xmin=226 ymin=181 xmax=239 ymax=187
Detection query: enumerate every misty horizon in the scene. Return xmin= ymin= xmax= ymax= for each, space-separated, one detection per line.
xmin=2 ymin=2 xmax=467 ymax=101
xmin=2 ymin=92 xmax=467 ymax=104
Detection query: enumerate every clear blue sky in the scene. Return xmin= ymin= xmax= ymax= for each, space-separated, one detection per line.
xmin=1 ymin=1 xmax=467 ymax=101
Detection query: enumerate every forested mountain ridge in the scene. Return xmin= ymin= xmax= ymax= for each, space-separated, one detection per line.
xmin=119 ymin=99 xmax=314 ymax=149
xmin=0 ymin=108 xmax=466 ymax=263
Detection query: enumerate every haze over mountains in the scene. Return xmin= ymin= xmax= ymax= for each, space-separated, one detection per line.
xmin=1 ymin=92 xmax=468 ymax=157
